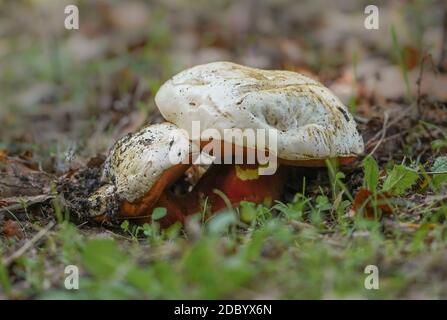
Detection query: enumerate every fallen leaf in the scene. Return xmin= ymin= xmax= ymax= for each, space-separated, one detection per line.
xmin=0 ymin=150 xmax=8 ymax=163
xmin=2 ymin=219 xmax=24 ymax=239
xmin=403 ymin=46 xmax=420 ymax=70
xmin=353 ymin=188 xmax=393 ymax=218
xmin=0 ymin=154 xmax=53 ymax=198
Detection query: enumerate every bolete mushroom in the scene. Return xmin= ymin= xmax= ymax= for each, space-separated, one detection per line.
xmin=154 ymin=61 xmax=364 ymax=213
xmin=88 ymin=122 xmax=198 ymax=226
xmin=87 ymin=62 xmax=364 ymax=226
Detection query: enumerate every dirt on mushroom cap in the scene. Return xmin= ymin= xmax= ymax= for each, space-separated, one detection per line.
xmin=83 ymin=123 xmax=198 ymax=219
xmin=155 ymin=61 xmax=364 ymax=161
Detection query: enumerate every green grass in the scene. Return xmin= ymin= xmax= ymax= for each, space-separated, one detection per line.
xmin=1 ymin=156 xmax=447 ymax=299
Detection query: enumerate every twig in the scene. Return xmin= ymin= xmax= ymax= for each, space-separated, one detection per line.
xmin=365 ymin=107 xmax=412 ymax=148
xmin=0 ymin=195 xmax=53 ymax=214
xmin=416 ymin=53 xmax=437 ymax=115
xmin=104 ymin=229 xmax=134 ymax=241
xmin=367 ymin=111 xmax=389 ymax=157
xmin=423 ymin=171 xmax=447 ymax=175
xmin=366 ymin=133 xmax=402 ymax=148
xmin=2 ymin=221 xmax=55 ymax=267
xmin=416 ymin=54 xmax=427 ymax=115
xmin=408 ymin=194 xmax=447 ymax=213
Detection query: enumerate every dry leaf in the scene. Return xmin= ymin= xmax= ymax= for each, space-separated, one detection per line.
xmin=0 ymin=150 xmax=8 ymax=163
xmin=0 ymin=155 xmax=53 ymax=198
xmin=353 ymin=188 xmax=393 ymax=218
xmin=2 ymin=219 xmax=24 ymax=239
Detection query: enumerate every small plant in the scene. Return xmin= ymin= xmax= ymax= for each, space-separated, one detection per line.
xmin=431 ymin=139 xmax=447 ymax=151
xmin=430 ymin=156 xmax=447 ymax=190
xmin=354 ymin=156 xmax=419 ymax=218
xmin=274 ymin=193 xmax=310 ymax=221
xmin=120 ymin=207 xmax=168 ymax=240
xmin=382 ymin=164 xmax=419 ymax=195
xmin=310 ymin=195 xmax=332 ymax=226
xmin=239 ymin=201 xmax=257 ymax=223
xmin=120 ymin=220 xmax=139 ymax=239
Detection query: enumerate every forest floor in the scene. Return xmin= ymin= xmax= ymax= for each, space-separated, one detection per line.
xmin=1 ymin=0 xmax=447 ymax=299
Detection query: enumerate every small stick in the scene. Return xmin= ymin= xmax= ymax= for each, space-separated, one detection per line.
xmin=0 ymin=195 xmax=53 ymax=214
xmin=2 ymin=221 xmax=55 ymax=267
xmin=365 ymin=107 xmax=412 ymax=148
xmin=416 ymin=55 xmax=426 ymax=115
xmin=366 ymin=133 xmax=402 ymax=148
xmin=367 ymin=111 xmax=389 ymax=157
xmin=416 ymin=53 xmax=436 ymax=115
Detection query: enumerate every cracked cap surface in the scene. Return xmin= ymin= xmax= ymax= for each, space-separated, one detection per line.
xmin=155 ymin=61 xmax=364 ymax=161
xmin=87 ymin=123 xmax=197 ymax=217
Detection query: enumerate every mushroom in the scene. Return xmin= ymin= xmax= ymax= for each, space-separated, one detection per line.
xmin=154 ymin=61 xmax=364 ymax=213
xmin=87 ymin=122 xmax=199 ymax=226
xmin=87 ymin=62 xmax=364 ymax=226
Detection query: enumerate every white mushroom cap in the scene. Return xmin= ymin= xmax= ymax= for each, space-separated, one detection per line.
xmin=155 ymin=61 xmax=364 ymax=161
xmin=87 ymin=123 xmax=196 ymax=217
xmin=102 ymin=122 xmax=196 ymax=202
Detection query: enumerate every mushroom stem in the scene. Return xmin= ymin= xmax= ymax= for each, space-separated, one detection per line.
xmin=180 ymin=163 xmax=287 ymax=215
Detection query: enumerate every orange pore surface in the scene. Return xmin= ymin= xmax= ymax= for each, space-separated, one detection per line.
xmin=119 ymin=163 xmax=190 ymax=223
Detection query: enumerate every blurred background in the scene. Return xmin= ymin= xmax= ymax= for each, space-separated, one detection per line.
xmin=0 ymin=0 xmax=445 ymax=173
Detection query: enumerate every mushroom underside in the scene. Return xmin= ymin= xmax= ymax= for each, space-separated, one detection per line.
xmin=113 ymin=140 xmax=356 ymax=227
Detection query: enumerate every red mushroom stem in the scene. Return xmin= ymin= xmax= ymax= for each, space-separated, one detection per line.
xmin=146 ymin=139 xmax=289 ymax=225
xmin=184 ymin=163 xmax=287 ymax=214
